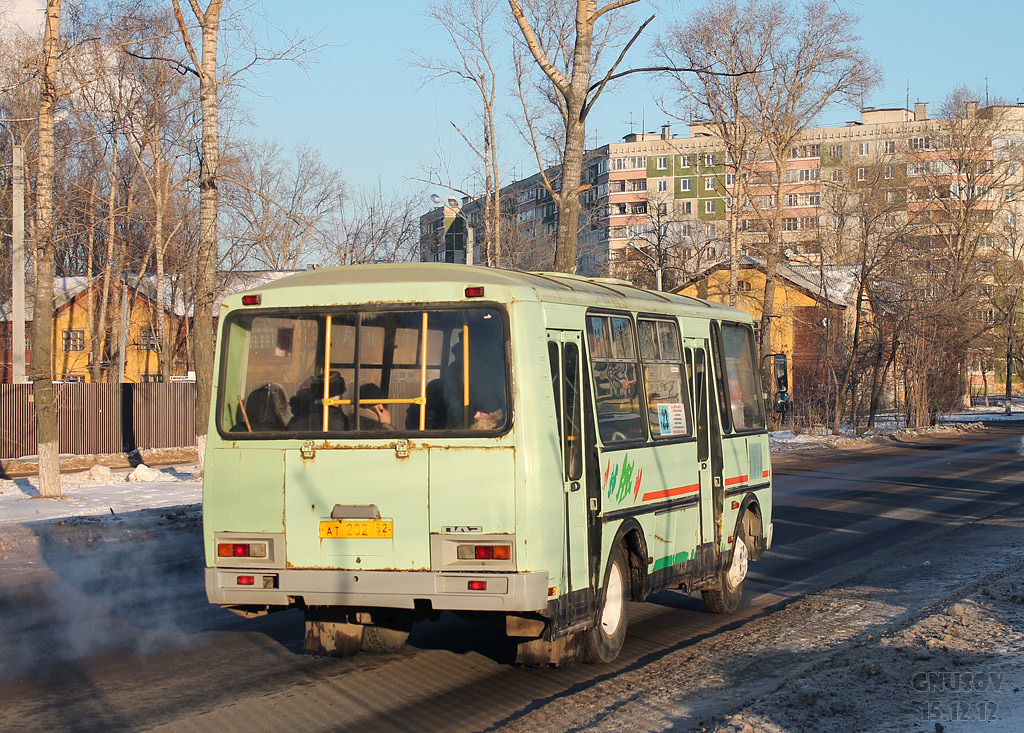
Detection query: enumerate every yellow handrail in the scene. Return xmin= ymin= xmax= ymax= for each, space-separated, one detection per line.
xmin=322 ymin=315 xmax=332 ymax=432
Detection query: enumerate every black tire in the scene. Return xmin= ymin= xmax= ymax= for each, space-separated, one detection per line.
xmin=701 ymin=520 xmax=750 ymax=615
xmin=361 ymin=625 xmax=410 ymax=653
xmin=581 ymin=542 xmax=630 ymax=664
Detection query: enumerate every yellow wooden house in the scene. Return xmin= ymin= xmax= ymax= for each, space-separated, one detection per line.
xmin=678 ymin=256 xmax=856 ymax=400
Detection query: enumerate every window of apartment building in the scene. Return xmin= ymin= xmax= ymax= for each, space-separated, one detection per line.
xmin=139 ymin=328 xmax=159 ymax=351
xmin=680 ymin=154 xmax=691 ymax=168
xmin=612 ymin=156 xmax=647 ymax=170
xmin=657 ymin=179 xmax=668 ymax=192
xmin=884 ymin=140 xmax=896 ymax=154
xmin=656 ymin=156 xmax=668 ymax=170
xmin=859 ymin=142 xmax=870 ymax=155
xmin=657 ymin=203 xmax=668 ymax=215
xmin=831 ymin=169 xmax=842 ymax=183
xmin=806 ymin=193 xmax=820 ymax=206
xmin=857 ymin=167 xmax=868 ymax=182
xmin=800 ymin=216 xmax=818 ymax=230
xmin=829 ymin=144 xmax=843 ymax=158
xmin=681 ymin=201 xmax=692 ymax=214
xmin=1007 ymin=190 xmax=1016 ymax=202
xmin=63 ymin=374 xmax=85 ymax=383
xmin=609 ymin=180 xmax=624 ymax=193
xmin=784 ymin=168 xmax=819 ymax=183
xmin=631 ymin=202 xmax=648 ymax=214
xmin=705 ymin=224 xmax=718 ymax=237
xmin=140 ymin=374 xmax=163 ymax=383
xmin=704 ymin=200 xmax=716 ymax=214
xmin=704 ymin=177 xmax=716 ymax=191
xmin=784 ymin=218 xmax=798 ymax=231
xmin=680 ymin=178 xmax=691 ymax=192
xmin=626 ymin=179 xmax=647 ymax=192
xmin=885 ymin=190 xmax=897 ymax=203
xmin=909 ymin=136 xmax=930 ymax=150
xmin=979 ymin=237 xmax=994 ymax=250
xmin=725 ymin=173 xmax=735 ymax=187
xmin=63 ymin=329 xmax=85 ymax=352
xmin=884 ymin=165 xmax=894 ymax=179
xmin=785 ymin=193 xmax=799 ymax=207
xmin=704 ymin=153 xmax=715 ymax=167
xmin=790 ymin=144 xmax=820 ymax=159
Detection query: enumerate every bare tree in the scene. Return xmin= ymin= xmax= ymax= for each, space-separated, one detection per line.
xmin=30 ymin=0 xmax=62 ymax=497
xmin=507 ymin=0 xmax=652 ymax=272
xmin=323 ymin=186 xmax=422 ymax=267
xmin=222 ymin=139 xmax=345 ymax=270
xmin=655 ymin=0 xmax=770 ymax=305
xmin=414 ymin=0 xmax=504 ymax=266
xmin=657 ymin=0 xmax=875 ymax=350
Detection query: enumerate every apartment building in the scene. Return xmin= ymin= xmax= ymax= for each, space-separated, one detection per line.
xmin=419 ymin=102 xmax=1024 ymax=279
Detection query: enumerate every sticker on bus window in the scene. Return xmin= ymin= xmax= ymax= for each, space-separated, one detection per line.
xmin=657 ymin=404 xmax=687 ymax=435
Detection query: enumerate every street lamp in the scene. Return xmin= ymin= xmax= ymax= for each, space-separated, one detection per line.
xmin=627 ymin=241 xmax=663 ymax=291
xmin=431 ymin=193 xmax=474 ymax=266
xmin=1 ymin=117 xmax=32 ymax=384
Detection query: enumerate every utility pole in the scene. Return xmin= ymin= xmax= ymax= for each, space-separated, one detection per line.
xmin=11 ymin=141 xmax=26 ymax=383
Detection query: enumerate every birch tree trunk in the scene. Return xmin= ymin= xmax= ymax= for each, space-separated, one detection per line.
xmin=173 ymin=0 xmax=223 ymax=469
xmin=31 ymin=0 xmax=62 ymax=498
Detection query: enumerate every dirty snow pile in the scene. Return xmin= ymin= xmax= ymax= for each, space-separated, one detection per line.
xmin=0 ymin=463 xmax=201 ymax=525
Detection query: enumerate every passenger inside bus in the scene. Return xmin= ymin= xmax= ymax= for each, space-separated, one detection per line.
xmin=443 ymin=319 xmax=506 ymax=430
xmin=235 ymin=382 xmax=289 ymax=432
xmin=286 ymin=372 xmax=349 ymax=431
xmin=357 ymin=384 xmax=395 ymax=430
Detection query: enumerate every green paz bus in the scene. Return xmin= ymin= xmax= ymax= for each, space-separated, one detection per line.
xmin=204 ymin=264 xmax=785 ymax=665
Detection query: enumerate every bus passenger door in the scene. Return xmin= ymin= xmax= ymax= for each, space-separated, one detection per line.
xmin=547 ymin=331 xmax=591 ymax=611
xmin=688 ymin=342 xmax=722 ymax=572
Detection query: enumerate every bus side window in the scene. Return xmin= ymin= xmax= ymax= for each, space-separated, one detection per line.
xmin=586 ymin=314 xmax=645 ymax=444
xmin=693 ymin=348 xmax=710 ymax=463
xmin=710 ymin=322 xmax=733 ymax=434
xmin=549 ymin=341 xmax=563 ymax=446
xmin=639 ymin=319 xmax=689 ymax=439
xmin=563 ymin=343 xmax=583 ymax=480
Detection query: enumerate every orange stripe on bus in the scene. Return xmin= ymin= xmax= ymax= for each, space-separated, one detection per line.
xmin=642 ymin=483 xmax=700 ymax=502
xmin=724 ymin=475 xmax=748 ymax=486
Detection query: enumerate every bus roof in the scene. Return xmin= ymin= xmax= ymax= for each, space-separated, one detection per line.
xmin=239 ymin=263 xmax=751 ymax=322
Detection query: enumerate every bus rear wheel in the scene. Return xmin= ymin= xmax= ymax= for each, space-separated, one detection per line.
xmin=701 ymin=521 xmax=750 ymax=615
xmin=361 ymin=625 xmax=410 ymax=653
xmin=581 ymin=542 xmax=630 ymax=664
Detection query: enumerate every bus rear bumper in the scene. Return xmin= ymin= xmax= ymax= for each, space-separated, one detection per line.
xmin=206 ymin=567 xmax=550 ymax=612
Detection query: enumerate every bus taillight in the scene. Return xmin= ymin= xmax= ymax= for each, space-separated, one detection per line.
xmin=457 ymin=544 xmax=511 ymax=560
xmin=237 ymin=575 xmax=255 ymax=585
xmin=218 ymin=542 xmax=267 ymax=558
xmin=467 ymin=581 xmax=488 ymax=591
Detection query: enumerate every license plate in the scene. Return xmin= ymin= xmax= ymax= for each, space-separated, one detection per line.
xmin=319 ymin=520 xmax=393 ymax=539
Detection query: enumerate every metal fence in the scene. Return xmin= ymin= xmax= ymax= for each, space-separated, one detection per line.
xmin=0 ymin=382 xmax=197 ymax=459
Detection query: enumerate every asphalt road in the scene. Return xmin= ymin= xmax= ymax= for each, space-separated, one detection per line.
xmin=1 ymin=424 xmax=1022 ymax=732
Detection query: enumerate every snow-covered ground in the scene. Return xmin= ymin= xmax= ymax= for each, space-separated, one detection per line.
xmin=0 ymin=462 xmax=201 ymax=526
xmin=1 ymin=403 xmax=1020 ymax=526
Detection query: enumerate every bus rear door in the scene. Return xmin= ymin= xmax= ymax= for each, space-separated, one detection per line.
xmin=547 ymin=330 xmax=591 ymax=617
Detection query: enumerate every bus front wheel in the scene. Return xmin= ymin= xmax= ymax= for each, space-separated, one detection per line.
xmin=581 ymin=542 xmax=630 ymax=664
xmin=702 ymin=521 xmax=750 ymax=614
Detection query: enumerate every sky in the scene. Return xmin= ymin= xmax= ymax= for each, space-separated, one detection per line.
xmin=3 ymin=0 xmax=1023 ymax=208
xmin=245 ymin=0 xmax=1024 ymax=204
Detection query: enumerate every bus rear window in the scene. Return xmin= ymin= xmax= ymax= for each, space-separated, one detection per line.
xmin=219 ymin=307 xmax=508 ymax=436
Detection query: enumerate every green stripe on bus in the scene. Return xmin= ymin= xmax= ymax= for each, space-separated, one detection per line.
xmin=653 ymin=550 xmax=691 ymax=572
